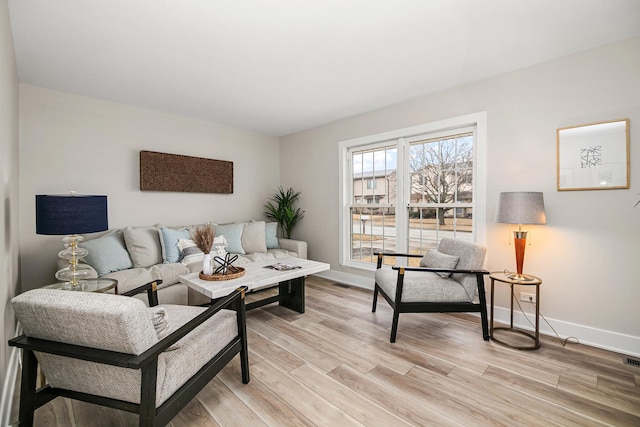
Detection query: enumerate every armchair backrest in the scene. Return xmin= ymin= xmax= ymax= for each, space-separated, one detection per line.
xmin=12 ymin=289 xmax=165 ymax=404
xmin=13 ymin=289 xmax=158 ymax=354
xmin=437 ymin=238 xmax=487 ymax=298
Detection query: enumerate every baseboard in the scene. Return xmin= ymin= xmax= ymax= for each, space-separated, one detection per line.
xmin=313 ymin=269 xmax=640 ymax=358
xmin=1 ymin=324 xmax=21 ymax=427
xmin=313 ymin=270 xmax=373 ymax=290
xmin=491 ymin=306 xmax=640 ymax=358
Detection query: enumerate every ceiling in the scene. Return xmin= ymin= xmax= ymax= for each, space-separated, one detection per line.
xmin=8 ymin=0 xmax=640 ymax=136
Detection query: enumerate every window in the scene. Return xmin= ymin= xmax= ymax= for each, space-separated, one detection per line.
xmin=339 ymin=113 xmax=487 ymax=270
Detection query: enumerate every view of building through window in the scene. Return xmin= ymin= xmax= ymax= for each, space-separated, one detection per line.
xmin=348 ymin=132 xmax=475 ymax=266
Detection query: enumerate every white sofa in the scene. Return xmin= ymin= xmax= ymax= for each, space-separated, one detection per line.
xmin=69 ymin=221 xmax=307 ymax=305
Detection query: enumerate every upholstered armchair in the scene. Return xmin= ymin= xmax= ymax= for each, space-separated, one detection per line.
xmin=9 ymin=280 xmax=249 ymax=427
xmin=373 ymin=238 xmax=489 ymax=343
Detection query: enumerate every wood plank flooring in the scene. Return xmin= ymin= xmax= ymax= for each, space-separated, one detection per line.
xmin=10 ymin=276 xmax=640 ymax=426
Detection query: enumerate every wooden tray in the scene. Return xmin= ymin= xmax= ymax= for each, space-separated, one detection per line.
xmin=199 ymin=267 xmax=245 ymax=281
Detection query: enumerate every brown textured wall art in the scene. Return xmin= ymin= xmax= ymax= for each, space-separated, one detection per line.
xmin=140 ymin=150 xmax=233 ymax=193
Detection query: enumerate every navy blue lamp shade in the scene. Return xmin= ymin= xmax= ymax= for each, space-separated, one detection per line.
xmin=36 ymin=195 xmax=108 ymax=235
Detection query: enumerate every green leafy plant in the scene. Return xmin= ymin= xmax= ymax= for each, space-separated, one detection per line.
xmin=264 ymin=186 xmax=305 ymax=239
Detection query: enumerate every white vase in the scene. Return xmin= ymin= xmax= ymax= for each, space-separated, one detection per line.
xmin=202 ymin=253 xmax=213 ymax=276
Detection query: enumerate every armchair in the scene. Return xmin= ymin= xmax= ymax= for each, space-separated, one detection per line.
xmin=9 ymin=280 xmax=249 ymax=427
xmin=373 ymin=238 xmax=489 ymax=343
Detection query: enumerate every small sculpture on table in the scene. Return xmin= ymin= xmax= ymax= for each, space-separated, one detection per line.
xmin=214 ymin=253 xmax=240 ymax=275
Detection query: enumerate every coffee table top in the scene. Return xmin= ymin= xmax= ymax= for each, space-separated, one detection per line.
xmin=179 ymin=257 xmax=330 ymax=300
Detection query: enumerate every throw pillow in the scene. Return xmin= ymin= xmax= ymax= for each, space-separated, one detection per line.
xmin=177 ymin=235 xmax=228 ymax=265
xmin=420 ymin=249 xmax=460 ymax=278
xmin=241 ymin=221 xmax=267 ymax=254
xmin=81 ymin=231 xmax=133 ymax=276
xmin=211 ymin=235 xmax=228 ymax=258
xmin=265 ymin=222 xmax=280 ymax=249
xmin=159 ymin=227 xmax=191 ymax=263
xmin=148 ymin=306 xmax=180 ymax=351
xmin=123 ymin=226 xmax=163 ymax=268
xmin=213 ymin=223 xmax=245 ymax=254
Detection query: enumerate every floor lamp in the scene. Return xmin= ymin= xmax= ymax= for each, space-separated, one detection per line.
xmin=495 ymin=192 xmax=546 ymax=281
xmin=36 ymin=193 xmax=108 ymax=288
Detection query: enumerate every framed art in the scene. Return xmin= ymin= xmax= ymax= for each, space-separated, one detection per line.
xmin=557 ymin=119 xmax=629 ymax=191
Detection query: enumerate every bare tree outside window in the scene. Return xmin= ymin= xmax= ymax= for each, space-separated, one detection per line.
xmin=409 ymin=134 xmax=473 ymax=225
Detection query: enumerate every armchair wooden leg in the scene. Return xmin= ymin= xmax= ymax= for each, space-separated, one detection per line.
xmin=232 ymin=286 xmax=250 ymax=384
xmin=139 ymin=361 xmax=158 ymax=427
xmin=476 ymin=274 xmax=490 ymax=340
xmin=372 ymin=286 xmax=379 ymax=312
xmin=390 ymin=310 xmax=400 ymax=343
xmin=19 ymin=349 xmax=38 ymax=427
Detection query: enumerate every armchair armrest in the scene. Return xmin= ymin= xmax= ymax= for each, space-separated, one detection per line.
xmin=131 ymin=286 xmax=247 ymax=368
xmin=121 ymin=279 xmax=163 ymax=307
xmin=393 ymin=266 xmax=489 ymax=275
xmin=373 ymin=251 xmax=423 ymax=268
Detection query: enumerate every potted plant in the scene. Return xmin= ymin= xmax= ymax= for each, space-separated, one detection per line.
xmin=264 ymin=186 xmax=305 ymax=239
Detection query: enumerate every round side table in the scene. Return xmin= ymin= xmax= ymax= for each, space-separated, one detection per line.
xmin=489 ymin=272 xmax=541 ymax=350
xmin=43 ymin=278 xmax=118 ymax=294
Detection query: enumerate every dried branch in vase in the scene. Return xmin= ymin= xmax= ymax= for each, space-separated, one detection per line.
xmin=191 ymin=225 xmax=215 ymax=254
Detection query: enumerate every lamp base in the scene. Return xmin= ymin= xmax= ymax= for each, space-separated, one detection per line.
xmin=505 ymin=271 xmax=537 ymax=282
xmin=56 ymin=235 xmax=92 ymax=286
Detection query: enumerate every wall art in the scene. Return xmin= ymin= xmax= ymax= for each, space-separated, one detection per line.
xmin=557 ymin=119 xmax=629 ymax=191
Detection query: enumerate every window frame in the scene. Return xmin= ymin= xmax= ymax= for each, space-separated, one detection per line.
xmin=338 ymin=112 xmax=487 ymax=271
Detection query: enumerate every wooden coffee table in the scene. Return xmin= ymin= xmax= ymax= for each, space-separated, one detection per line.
xmin=179 ymin=258 xmax=329 ymax=313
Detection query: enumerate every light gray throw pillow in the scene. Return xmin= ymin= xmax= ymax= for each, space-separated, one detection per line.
xmin=241 ymin=221 xmax=267 ymax=254
xmin=420 ymin=249 xmax=460 ymax=278
xmin=123 ymin=226 xmax=163 ymax=268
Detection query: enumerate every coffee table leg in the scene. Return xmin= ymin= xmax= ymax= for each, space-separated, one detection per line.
xmin=279 ymin=277 xmax=305 ymax=313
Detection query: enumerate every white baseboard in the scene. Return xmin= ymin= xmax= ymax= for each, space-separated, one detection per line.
xmin=313 ymin=269 xmax=640 ymax=358
xmin=314 ymin=270 xmax=373 ymax=290
xmin=1 ymin=325 xmax=21 ymax=427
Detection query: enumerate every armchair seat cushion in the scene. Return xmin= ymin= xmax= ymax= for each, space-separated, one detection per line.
xmin=375 ymin=268 xmax=473 ymax=303
xmin=158 ymin=305 xmax=238 ymax=405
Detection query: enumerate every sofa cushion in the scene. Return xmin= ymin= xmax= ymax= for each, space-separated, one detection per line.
xmin=420 ymin=249 xmax=460 ymax=278
xmin=81 ymin=231 xmax=133 ymax=276
xmin=265 ymin=222 xmax=279 ymax=249
xmin=148 ymin=263 xmax=190 ymax=288
xmin=101 ymin=268 xmax=154 ymax=295
xmin=241 ymin=221 xmax=267 ymax=254
xmin=243 ymin=250 xmax=299 ymax=263
xmin=123 ymin=226 xmax=163 ymax=268
xmin=159 ymin=227 xmax=191 ymax=263
xmin=213 ymin=223 xmax=244 ymax=254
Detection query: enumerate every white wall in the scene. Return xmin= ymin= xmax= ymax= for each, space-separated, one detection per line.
xmin=0 ymin=0 xmax=20 ymax=421
xmin=19 ymin=85 xmax=280 ymax=290
xmin=280 ymin=37 xmax=640 ymax=356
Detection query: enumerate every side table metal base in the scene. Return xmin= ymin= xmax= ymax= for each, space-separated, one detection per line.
xmin=489 ymin=272 xmax=542 ymax=351
xmin=491 ymin=327 xmax=540 ymax=350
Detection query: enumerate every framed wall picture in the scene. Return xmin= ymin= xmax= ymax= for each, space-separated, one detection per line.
xmin=557 ymin=119 xmax=630 ymax=191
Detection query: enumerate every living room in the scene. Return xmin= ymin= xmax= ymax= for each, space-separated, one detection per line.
xmin=1 ymin=0 xmax=639 ymax=425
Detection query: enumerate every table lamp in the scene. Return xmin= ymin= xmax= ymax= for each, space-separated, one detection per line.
xmin=494 ymin=192 xmax=546 ymax=281
xmin=36 ymin=193 xmax=108 ymax=287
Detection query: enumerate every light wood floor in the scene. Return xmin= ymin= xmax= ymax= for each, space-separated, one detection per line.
xmin=11 ymin=276 xmax=640 ymax=426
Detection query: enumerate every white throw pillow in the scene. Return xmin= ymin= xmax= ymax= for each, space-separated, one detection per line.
xmin=177 ymin=235 xmax=227 ymax=265
xmin=241 ymin=221 xmax=268 ymax=254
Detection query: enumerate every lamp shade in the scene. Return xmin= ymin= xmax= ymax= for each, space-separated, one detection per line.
xmin=494 ymin=192 xmax=546 ymax=225
xmin=36 ymin=195 xmax=108 ymax=235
